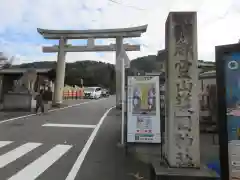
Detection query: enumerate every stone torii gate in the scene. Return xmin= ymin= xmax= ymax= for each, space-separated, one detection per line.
xmin=37 ymin=25 xmax=147 ymax=107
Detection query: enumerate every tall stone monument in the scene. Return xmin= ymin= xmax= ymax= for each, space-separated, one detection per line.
xmin=164 ymin=12 xmax=200 ymax=168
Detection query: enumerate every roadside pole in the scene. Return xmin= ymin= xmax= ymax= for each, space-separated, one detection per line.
xmin=120 ymin=48 xmax=130 ymax=145
xmin=120 ymin=50 xmax=125 ymax=145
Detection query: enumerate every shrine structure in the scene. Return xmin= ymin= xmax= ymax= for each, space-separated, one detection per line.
xmin=37 ymin=25 xmax=147 ymax=107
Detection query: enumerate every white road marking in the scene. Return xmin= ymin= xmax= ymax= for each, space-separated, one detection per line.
xmin=42 ymin=123 xmax=96 ymax=128
xmin=0 ymin=142 xmax=42 ymax=168
xmin=0 ymin=98 xmax=106 ymax=125
xmin=65 ymin=106 xmax=115 ymax=180
xmin=0 ymin=141 xmax=13 ymax=148
xmin=8 ymin=144 xmax=72 ymax=180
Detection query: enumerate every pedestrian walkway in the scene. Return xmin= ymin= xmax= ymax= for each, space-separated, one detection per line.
xmin=0 ymin=99 xmax=90 ymax=122
xmin=0 ymin=140 xmax=74 ymax=179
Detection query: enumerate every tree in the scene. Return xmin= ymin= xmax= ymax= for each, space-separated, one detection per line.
xmin=15 ymin=60 xmax=116 ymax=93
xmin=13 ymin=55 xmax=214 ymax=94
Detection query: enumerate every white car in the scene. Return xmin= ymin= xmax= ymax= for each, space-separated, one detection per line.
xmin=84 ymin=87 xmax=102 ymax=99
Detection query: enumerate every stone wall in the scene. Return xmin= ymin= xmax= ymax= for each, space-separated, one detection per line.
xmin=3 ymin=93 xmax=33 ymax=111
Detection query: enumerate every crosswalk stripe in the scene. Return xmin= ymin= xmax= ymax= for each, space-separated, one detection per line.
xmin=0 ymin=141 xmax=13 ymax=148
xmin=8 ymin=144 xmax=72 ymax=180
xmin=0 ymin=142 xmax=42 ymax=168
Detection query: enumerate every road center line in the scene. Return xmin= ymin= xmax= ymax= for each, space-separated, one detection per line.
xmin=65 ymin=106 xmax=115 ymax=180
xmin=42 ymin=123 xmax=96 ymax=128
xmin=0 ymin=98 xmax=105 ymax=125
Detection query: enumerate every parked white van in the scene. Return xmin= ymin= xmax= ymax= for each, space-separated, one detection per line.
xmin=84 ymin=87 xmax=102 ymax=99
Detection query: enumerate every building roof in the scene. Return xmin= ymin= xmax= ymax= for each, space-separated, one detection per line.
xmin=0 ymin=68 xmax=53 ymax=75
xmin=198 ymin=61 xmax=215 ymax=67
xmin=199 ymin=70 xmax=216 ymax=79
xmin=157 ymin=50 xmax=216 ymax=67
xmin=37 ymin=25 xmax=148 ymax=39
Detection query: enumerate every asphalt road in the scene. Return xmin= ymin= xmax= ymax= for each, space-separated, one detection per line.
xmin=0 ymin=96 xmax=115 ymax=180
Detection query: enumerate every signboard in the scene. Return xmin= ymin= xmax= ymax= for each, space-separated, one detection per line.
xmin=225 ymin=53 xmax=240 ymax=179
xmin=216 ymin=44 xmax=240 ymax=180
xmin=127 ymin=76 xmax=161 ymax=143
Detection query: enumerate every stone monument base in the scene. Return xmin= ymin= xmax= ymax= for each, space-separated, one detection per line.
xmin=150 ymin=160 xmax=219 ymax=180
xmin=3 ymin=93 xmax=33 ymax=111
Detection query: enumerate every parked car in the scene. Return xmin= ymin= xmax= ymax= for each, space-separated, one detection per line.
xmin=84 ymin=87 xmax=102 ymax=99
xmin=101 ymin=89 xmax=110 ymax=97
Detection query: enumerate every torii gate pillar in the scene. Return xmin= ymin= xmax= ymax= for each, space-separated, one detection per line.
xmin=116 ymin=37 xmax=123 ymax=109
xmin=53 ymin=37 xmax=67 ymax=106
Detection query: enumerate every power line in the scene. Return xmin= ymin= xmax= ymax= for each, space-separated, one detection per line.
xmin=199 ymin=2 xmax=235 ymax=27
xmin=201 ymin=9 xmax=231 ymax=27
xmin=108 ymin=0 xmax=146 ymax=11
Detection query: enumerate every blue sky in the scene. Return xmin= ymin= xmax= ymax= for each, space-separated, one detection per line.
xmin=0 ymin=0 xmax=240 ymax=64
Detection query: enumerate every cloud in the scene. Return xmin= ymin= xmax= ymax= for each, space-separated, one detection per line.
xmin=0 ymin=0 xmax=240 ymax=64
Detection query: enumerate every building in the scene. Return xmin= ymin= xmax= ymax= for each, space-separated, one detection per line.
xmin=156 ymin=49 xmax=215 ymax=73
xmin=0 ymin=68 xmax=56 ymax=111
